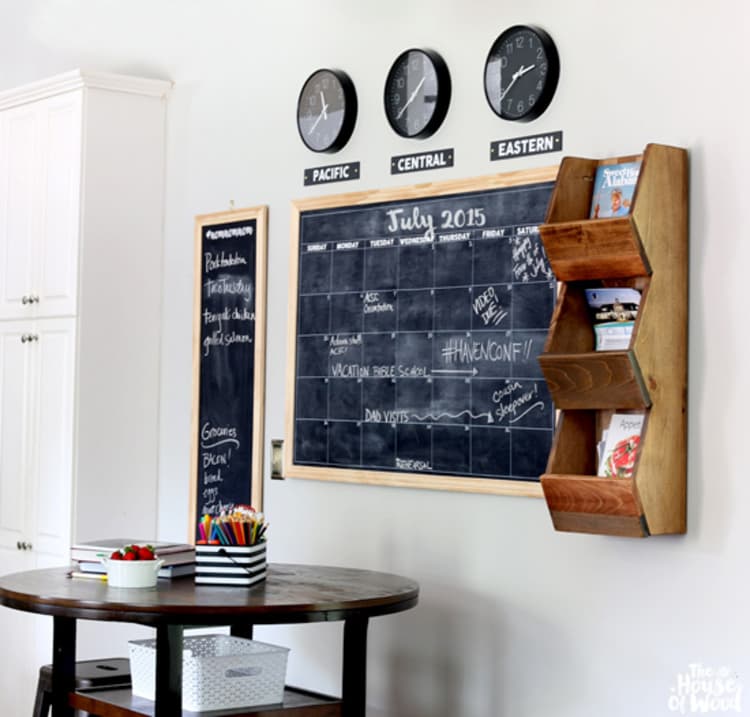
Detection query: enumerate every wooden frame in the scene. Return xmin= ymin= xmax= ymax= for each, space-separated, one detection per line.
xmin=284 ymin=167 xmax=559 ymax=498
xmin=189 ymin=206 xmax=268 ymax=541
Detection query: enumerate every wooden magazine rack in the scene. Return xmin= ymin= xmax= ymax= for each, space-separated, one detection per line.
xmin=538 ymin=143 xmax=688 ymax=537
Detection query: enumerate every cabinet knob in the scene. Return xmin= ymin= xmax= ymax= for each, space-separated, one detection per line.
xmin=16 ymin=541 xmax=31 ymax=550
xmin=20 ymin=334 xmax=28 ymax=343
xmin=21 ymin=295 xmax=30 ymax=305
xmin=30 ymin=334 xmax=39 ymax=342
xmin=30 ymin=295 xmax=40 ymax=304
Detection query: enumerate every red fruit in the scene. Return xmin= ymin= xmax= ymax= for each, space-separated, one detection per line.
xmin=129 ymin=545 xmax=141 ymax=553
xmin=123 ymin=550 xmax=136 ymax=561
xmin=137 ymin=547 xmax=155 ymax=561
xmin=109 ymin=551 xmax=123 ymax=560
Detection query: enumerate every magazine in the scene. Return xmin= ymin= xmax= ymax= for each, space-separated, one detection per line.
xmin=590 ymin=160 xmax=641 ymax=218
xmin=598 ymin=413 xmax=645 ymax=478
xmin=584 ymin=287 xmax=641 ymax=351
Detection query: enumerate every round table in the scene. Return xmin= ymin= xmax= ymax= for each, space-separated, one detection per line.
xmin=0 ymin=563 xmax=419 ymax=716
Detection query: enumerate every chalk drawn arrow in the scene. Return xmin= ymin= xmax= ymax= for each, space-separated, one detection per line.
xmin=411 ymin=409 xmax=494 ymax=424
xmin=431 ymin=367 xmax=479 ymax=376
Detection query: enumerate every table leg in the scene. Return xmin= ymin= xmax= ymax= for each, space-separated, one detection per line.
xmin=230 ymin=624 xmax=254 ymax=640
xmin=51 ymin=616 xmax=76 ymax=717
xmin=155 ymin=625 xmax=183 ymax=717
xmin=342 ymin=616 xmax=369 ymax=717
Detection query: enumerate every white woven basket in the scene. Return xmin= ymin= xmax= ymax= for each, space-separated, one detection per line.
xmin=129 ymin=634 xmax=289 ymax=711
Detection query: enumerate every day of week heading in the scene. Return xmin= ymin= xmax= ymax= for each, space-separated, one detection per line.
xmin=306 ymin=242 xmax=328 ymax=252
xmin=438 ymin=232 xmax=471 ymax=242
xmin=399 ymin=235 xmax=433 ymax=246
xmin=336 ymin=241 xmax=359 ymax=250
xmin=370 ymin=238 xmax=395 ymax=248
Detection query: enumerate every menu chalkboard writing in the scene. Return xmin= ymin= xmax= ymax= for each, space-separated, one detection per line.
xmin=285 ymin=168 xmax=558 ymax=497
xmin=190 ymin=207 xmax=267 ymax=538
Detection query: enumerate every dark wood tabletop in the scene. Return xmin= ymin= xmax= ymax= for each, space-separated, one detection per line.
xmin=0 ymin=563 xmax=419 ymax=626
xmin=0 ymin=563 xmax=419 ymax=716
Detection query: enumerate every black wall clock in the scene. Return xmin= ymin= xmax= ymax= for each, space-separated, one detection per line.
xmin=297 ymin=68 xmax=357 ymax=153
xmin=384 ymin=48 xmax=451 ymax=139
xmin=484 ymin=25 xmax=560 ymax=122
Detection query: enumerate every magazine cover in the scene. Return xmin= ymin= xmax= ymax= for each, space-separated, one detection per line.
xmin=584 ymin=287 xmax=641 ymax=351
xmin=589 ymin=160 xmax=641 ymax=218
xmin=598 ymin=413 xmax=645 ymax=478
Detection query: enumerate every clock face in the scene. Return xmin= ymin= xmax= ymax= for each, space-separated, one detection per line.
xmin=484 ymin=25 xmax=560 ymax=122
xmin=384 ymin=49 xmax=451 ymax=138
xmin=297 ymin=69 xmax=357 ymax=153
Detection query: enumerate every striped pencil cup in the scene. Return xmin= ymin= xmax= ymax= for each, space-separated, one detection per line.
xmin=195 ymin=543 xmax=267 ymax=586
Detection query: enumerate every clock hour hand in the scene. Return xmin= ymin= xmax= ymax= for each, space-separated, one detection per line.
xmin=396 ymin=76 xmax=426 ymax=120
xmin=499 ymin=63 xmax=536 ymax=101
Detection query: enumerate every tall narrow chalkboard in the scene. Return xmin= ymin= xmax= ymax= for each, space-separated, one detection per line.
xmin=190 ymin=207 xmax=267 ymax=540
xmin=285 ymin=168 xmax=558 ymax=498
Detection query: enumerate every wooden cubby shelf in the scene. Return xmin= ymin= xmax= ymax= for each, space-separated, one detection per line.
xmin=538 ymin=143 xmax=688 ymax=537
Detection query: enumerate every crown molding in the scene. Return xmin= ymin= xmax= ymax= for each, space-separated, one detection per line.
xmin=0 ymin=69 xmax=172 ymax=110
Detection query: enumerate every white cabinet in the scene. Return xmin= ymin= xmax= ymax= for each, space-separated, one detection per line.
xmin=0 ymin=319 xmax=75 ymax=563
xmin=0 ymin=70 xmax=170 ymax=716
xmin=0 ymin=92 xmax=82 ymax=320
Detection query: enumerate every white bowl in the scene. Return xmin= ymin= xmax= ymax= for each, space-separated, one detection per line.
xmin=104 ymin=558 xmax=164 ymax=588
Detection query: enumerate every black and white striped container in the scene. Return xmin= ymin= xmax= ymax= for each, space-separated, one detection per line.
xmin=195 ymin=543 xmax=267 ymax=586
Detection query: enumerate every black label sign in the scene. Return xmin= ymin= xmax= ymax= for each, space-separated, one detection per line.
xmin=490 ymin=131 xmax=563 ymax=161
xmin=391 ymin=148 xmax=454 ymax=175
xmin=304 ymin=161 xmax=360 ymax=186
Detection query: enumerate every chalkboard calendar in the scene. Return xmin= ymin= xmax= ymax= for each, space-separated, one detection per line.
xmin=190 ymin=207 xmax=267 ymax=538
xmin=285 ymin=169 xmax=557 ymax=497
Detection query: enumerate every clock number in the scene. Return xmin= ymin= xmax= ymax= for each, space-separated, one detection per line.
xmin=515 ymin=36 xmax=524 ymax=49
xmin=537 ymin=47 xmax=544 ymax=61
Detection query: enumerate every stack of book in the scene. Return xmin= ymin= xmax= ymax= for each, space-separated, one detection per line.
xmin=70 ymin=539 xmax=196 ymax=579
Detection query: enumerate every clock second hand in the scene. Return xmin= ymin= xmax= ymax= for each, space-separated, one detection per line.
xmin=396 ymin=76 xmax=426 ymax=120
xmin=499 ymin=63 xmax=536 ymax=102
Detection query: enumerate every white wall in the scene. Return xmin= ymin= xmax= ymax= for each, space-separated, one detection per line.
xmin=1 ymin=1 xmax=748 ymax=715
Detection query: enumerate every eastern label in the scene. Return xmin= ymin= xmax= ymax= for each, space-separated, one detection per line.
xmin=490 ymin=131 xmax=563 ymax=161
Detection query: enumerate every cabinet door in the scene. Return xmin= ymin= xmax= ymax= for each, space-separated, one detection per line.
xmin=0 ymin=106 xmax=39 ymax=320
xmin=0 ymin=321 xmax=35 ymax=555
xmin=35 ymin=93 xmax=82 ymax=318
xmin=27 ymin=318 xmax=76 ymax=562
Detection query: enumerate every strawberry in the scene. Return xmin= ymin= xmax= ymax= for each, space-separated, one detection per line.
xmin=137 ymin=546 xmax=155 ymax=561
xmin=109 ymin=550 xmax=123 ymax=560
xmin=123 ymin=550 xmax=136 ymax=561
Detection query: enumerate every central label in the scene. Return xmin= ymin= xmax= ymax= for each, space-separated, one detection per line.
xmin=391 ymin=148 xmax=454 ymax=175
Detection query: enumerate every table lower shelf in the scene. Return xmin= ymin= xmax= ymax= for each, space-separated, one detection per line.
xmin=70 ymin=685 xmax=342 ymax=716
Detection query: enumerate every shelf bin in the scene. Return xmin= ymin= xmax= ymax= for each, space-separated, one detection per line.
xmin=540 ymin=409 xmax=649 ymax=538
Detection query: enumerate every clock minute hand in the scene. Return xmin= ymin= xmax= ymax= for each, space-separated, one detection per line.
xmin=396 ymin=76 xmax=427 ymax=120
xmin=308 ymin=106 xmax=326 ymax=134
xmin=320 ymin=91 xmax=328 ymax=120
xmin=499 ymin=63 xmax=537 ymax=101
